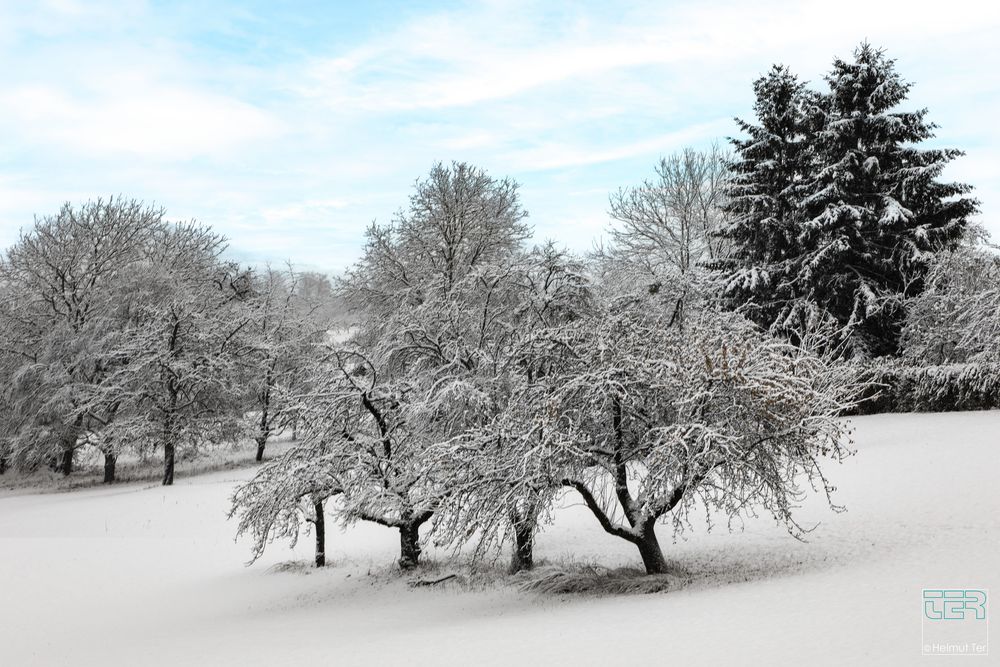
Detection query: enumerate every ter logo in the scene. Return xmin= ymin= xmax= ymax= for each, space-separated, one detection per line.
xmin=924 ymin=589 xmax=988 ymax=621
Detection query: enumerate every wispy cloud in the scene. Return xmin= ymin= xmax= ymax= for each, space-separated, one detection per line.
xmin=0 ymin=0 xmax=997 ymax=272
xmin=0 ymin=84 xmax=283 ymax=160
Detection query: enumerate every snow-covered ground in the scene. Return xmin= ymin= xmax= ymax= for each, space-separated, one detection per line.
xmin=1 ymin=411 xmax=997 ymax=666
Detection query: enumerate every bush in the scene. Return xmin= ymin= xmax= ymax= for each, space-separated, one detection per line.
xmin=847 ymin=361 xmax=1000 ymax=415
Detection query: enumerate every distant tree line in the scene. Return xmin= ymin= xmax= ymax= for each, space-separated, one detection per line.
xmin=0 ymin=199 xmax=337 ymax=483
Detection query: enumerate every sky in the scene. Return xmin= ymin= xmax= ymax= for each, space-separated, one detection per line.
xmin=1 ymin=0 xmax=998 ymax=274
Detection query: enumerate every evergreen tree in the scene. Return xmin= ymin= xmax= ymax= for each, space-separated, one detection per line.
xmin=797 ymin=43 xmax=977 ymax=356
xmin=711 ymin=66 xmax=816 ymax=337
xmin=716 ymin=45 xmax=978 ymax=357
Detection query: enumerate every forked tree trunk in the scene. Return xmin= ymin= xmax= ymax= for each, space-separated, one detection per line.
xmin=255 ymin=437 xmax=267 ymax=463
xmin=103 ymin=452 xmax=117 ymax=484
xmin=162 ymin=442 xmax=175 ymax=486
xmin=568 ymin=476 xmax=674 ymax=576
xmin=314 ymin=499 xmax=326 ymax=567
xmin=635 ymin=526 xmax=669 ymax=575
xmin=398 ymin=522 xmax=422 ymax=570
xmin=509 ymin=515 xmax=535 ymax=574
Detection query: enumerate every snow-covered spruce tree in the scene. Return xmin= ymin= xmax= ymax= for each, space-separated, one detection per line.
xmin=711 ymin=65 xmax=818 ymax=339
xmin=716 ymin=47 xmax=977 ymax=357
xmin=484 ymin=289 xmax=859 ymax=575
xmin=0 ymin=198 xmax=162 ymax=480
xmin=102 ymin=223 xmax=252 ymax=486
xmin=242 ymin=265 xmax=328 ymax=462
xmin=795 ymin=44 xmax=978 ymax=357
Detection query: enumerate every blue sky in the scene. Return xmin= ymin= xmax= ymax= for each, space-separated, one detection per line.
xmin=1 ymin=0 xmax=997 ymax=273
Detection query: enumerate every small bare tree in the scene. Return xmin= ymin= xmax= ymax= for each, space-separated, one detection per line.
xmin=243 ymin=265 xmax=327 ymax=462
xmin=601 ymin=144 xmax=730 ymax=284
xmin=230 ymin=439 xmax=342 ymax=567
xmin=902 ymin=239 xmax=1000 ymax=364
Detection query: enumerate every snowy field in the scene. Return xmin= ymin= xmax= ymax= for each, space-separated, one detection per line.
xmin=1 ymin=411 xmax=997 ymax=666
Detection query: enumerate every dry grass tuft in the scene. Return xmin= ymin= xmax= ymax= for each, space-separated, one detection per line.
xmin=513 ymin=564 xmax=691 ymax=595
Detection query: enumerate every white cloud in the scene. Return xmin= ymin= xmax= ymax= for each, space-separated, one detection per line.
xmin=0 ymin=83 xmax=282 ymax=161
xmin=501 ymin=120 xmax=732 ymax=172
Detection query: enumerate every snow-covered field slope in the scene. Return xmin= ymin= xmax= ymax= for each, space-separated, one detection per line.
xmin=1 ymin=411 xmax=998 ymax=666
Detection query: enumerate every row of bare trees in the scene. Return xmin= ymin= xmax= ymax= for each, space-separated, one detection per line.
xmin=231 ymin=159 xmax=862 ymax=576
xmin=0 ymin=198 xmax=336 ymax=484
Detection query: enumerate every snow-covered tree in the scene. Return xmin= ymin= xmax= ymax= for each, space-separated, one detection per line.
xmin=601 ymin=144 xmax=730 ymax=286
xmin=0 ymin=198 xmax=162 ymax=480
xmin=230 ymin=439 xmax=342 ymax=567
xmin=796 ymin=43 xmax=977 ymax=356
xmin=711 ymin=65 xmax=817 ymax=338
xmin=341 ymin=161 xmax=529 ymax=321
xmin=716 ymin=46 xmax=978 ymax=357
xmin=242 ymin=265 xmax=328 ymax=462
xmin=901 ymin=231 xmax=1000 ymax=364
xmin=470 ymin=291 xmax=860 ymax=575
xmin=234 ymin=162 xmax=531 ymax=569
xmin=428 ymin=243 xmax=592 ymax=573
xmin=100 ymin=223 xmax=251 ymax=485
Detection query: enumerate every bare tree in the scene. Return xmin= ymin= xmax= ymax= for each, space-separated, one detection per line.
xmin=469 ymin=291 xmax=861 ymax=575
xmin=0 ymin=198 xmax=161 ymax=480
xmin=100 ymin=223 xmax=251 ymax=485
xmin=243 ymin=265 xmax=327 ymax=462
xmin=230 ymin=439 xmax=342 ymax=567
xmin=342 ymin=161 xmax=530 ymax=320
xmin=902 ymin=238 xmax=1000 ymax=364
xmin=600 ymin=144 xmax=730 ymax=284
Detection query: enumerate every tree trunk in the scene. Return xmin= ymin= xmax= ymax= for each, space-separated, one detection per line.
xmin=314 ymin=499 xmax=326 ymax=567
xmin=509 ymin=517 xmax=535 ymax=574
xmin=103 ymin=452 xmax=117 ymax=484
xmin=162 ymin=442 xmax=175 ymax=486
xmin=60 ymin=444 xmax=74 ymax=477
xmin=635 ymin=526 xmax=669 ymax=575
xmin=398 ymin=522 xmax=421 ymax=570
xmin=163 ymin=384 xmax=179 ymax=486
xmin=0 ymin=456 xmax=7 ymax=475
xmin=255 ymin=401 xmax=269 ymax=462
xmin=59 ymin=415 xmax=83 ymax=477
